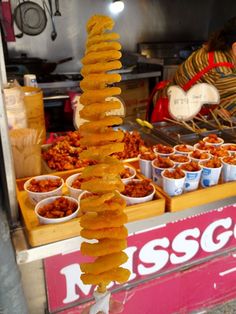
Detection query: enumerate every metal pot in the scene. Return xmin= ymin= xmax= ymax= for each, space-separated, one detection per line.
xmin=6 ymin=56 xmax=73 ymax=75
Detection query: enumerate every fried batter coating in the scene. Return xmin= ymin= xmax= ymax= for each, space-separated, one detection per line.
xmin=80 ymin=162 xmax=124 ymax=178
xmin=81 ymin=239 xmax=127 ymax=257
xmin=81 ymin=61 xmax=122 ymax=77
xmin=80 ymin=87 xmax=121 ymax=105
xmin=80 ymin=129 xmax=124 ymax=147
xmin=86 ymin=41 xmax=121 ymax=54
xmin=81 ymin=176 xmax=124 ymax=193
xmin=81 ymin=267 xmax=130 ymax=285
xmin=80 ymin=101 xmax=121 ymax=118
xmin=80 ymin=193 xmax=126 ymax=213
xmin=81 ymin=50 xmax=122 ymax=65
xmin=80 ymin=142 xmax=124 ymax=160
xmin=87 ymin=15 xmax=114 ymax=37
xmin=86 ymin=33 xmax=120 ymax=48
xmin=80 ymin=226 xmax=128 ymax=240
xmin=80 ymin=211 xmax=127 ymax=230
xmin=79 ymin=116 xmax=123 ymax=132
xmin=80 ymin=251 xmax=128 ymax=274
xmin=80 ymin=73 xmax=121 ymax=91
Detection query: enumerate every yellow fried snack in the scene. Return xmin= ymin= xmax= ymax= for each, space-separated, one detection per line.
xmin=80 ymin=226 xmax=128 ymax=240
xmin=87 ymin=15 xmax=114 ymax=37
xmin=79 ymin=15 xmax=130 ymax=291
xmin=81 ymin=267 xmax=130 ymax=285
xmin=80 ymin=211 xmax=127 ymax=230
xmin=80 ymin=129 xmax=124 ymax=147
xmin=79 ymin=101 xmax=121 ymax=120
xmin=81 ymin=239 xmax=127 ymax=257
xmin=80 ymin=252 xmax=128 ymax=274
xmin=86 ymin=32 xmax=120 ymax=48
xmin=86 ymin=41 xmax=121 ymax=54
xmin=80 ymin=87 xmax=121 ymax=105
xmin=79 ymin=116 xmax=123 ymax=132
xmin=80 ymin=142 xmax=124 ymax=160
xmin=81 ymin=50 xmax=122 ymax=65
xmin=81 ymin=60 xmax=122 ymax=77
xmin=80 ymin=73 xmax=121 ymax=91
xmin=80 ymin=193 xmax=126 ymax=213
xmin=80 ymin=162 xmax=124 ymax=178
xmin=81 ymin=176 xmax=124 ymax=193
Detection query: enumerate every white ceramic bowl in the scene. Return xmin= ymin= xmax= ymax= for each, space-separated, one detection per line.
xmin=120 ymin=179 xmax=155 ymax=205
xmin=24 ymin=174 xmax=64 ymax=205
xmin=174 ymin=144 xmax=194 ymax=155
xmin=35 ymin=196 xmax=79 ymax=224
xmin=120 ymin=165 xmax=136 ymax=184
xmin=203 ymin=136 xmax=224 ymax=147
xmin=66 ymin=173 xmax=84 ymax=200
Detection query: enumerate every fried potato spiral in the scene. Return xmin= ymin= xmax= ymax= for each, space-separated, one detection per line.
xmin=79 ymin=14 xmax=130 ymax=292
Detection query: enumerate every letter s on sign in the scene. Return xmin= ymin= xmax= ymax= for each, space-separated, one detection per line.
xmin=201 ymin=218 xmax=233 ymax=253
xmin=138 ymin=238 xmax=169 ymax=275
xmin=170 ymin=228 xmax=200 ymax=264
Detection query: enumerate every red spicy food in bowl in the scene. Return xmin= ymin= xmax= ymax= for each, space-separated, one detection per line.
xmin=153 ymin=155 xmax=174 ymax=168
xmin=122 ymin=179 xmax=154 ymax=198
xmin=208 ymin=146 xmax=229 ymax=158
xmin=201 ymin=157 xmax=222 ymax=168
xmin=170 ymin=154 xmax=189 ymax=163
xmin=153 ymin=144 xmax=174 ymax=156
xmin=37 ymin=196 xmax=78 ymax=219
xmin=27 ymin=178 xmax=62 ymax=192
xmin=190 ymin=150 xmax=210 ymax=160
xmin=139 ymin=151 xmax=156 ymax=161
xmin=203 ymin=133 xmax=224 ymax=145
xmin=180 ymin=161 xmax=201 ymax=172
xmin=163 ymin=168 xmax=185 ymax=179
xmin=174 ymin=144 xmax=194 ymax=154
xmin=222 ymin=156 xmax=236 ymax=165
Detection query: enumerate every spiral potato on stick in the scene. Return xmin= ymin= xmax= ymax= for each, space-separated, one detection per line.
xmin=79 ymin=15 xmax=130 ymax=293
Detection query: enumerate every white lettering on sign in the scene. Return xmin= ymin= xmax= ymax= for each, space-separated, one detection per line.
xmin=138 ymin=238 xmax=169 ymax=275
xmin=201 ymin=218 xmax=233 ymax=252
xmin=170 ymin=228 xmax=200 ymax=264
xmin=58 ymin=216 xmax=236 ymax=304
xmin=60 ymin=264 xmax=92 ymax=304
xmin=123 ymin=246 xmax=138 ymax=281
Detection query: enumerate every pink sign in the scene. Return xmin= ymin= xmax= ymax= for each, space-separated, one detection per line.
xmin=44 ymin=204 xmax=236 ymax=312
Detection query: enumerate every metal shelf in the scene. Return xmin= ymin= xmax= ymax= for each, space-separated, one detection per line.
xmin=12 ymin=196 xmax=236 ymax=264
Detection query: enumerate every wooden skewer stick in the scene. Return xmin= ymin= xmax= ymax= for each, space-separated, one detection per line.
xmin=210 ymin=109 xmax=223 ymax=130
xmin=194 ymin=115 xmax=217 ymax=129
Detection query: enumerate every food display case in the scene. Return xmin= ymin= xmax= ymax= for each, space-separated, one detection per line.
xmin=1 ymin=36 xmax=236 ymax=314
xmin=8 ymin=119 xmax=236 ymax=313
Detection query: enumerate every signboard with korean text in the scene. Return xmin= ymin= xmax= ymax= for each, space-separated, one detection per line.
xmin=44 ymin=203 xmax=236 ymax=313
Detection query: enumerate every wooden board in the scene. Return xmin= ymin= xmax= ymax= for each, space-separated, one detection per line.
xmin=16 ymin=170 xmax=165 ymax=247
xmin=134 ymin=162 xmax=236 ymax=212
xmin=155 ymin=181 xmax=236 ymax=212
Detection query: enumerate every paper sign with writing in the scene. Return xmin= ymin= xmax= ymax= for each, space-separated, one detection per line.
xmin=168 ymin=83 xmax=220 ymax=121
